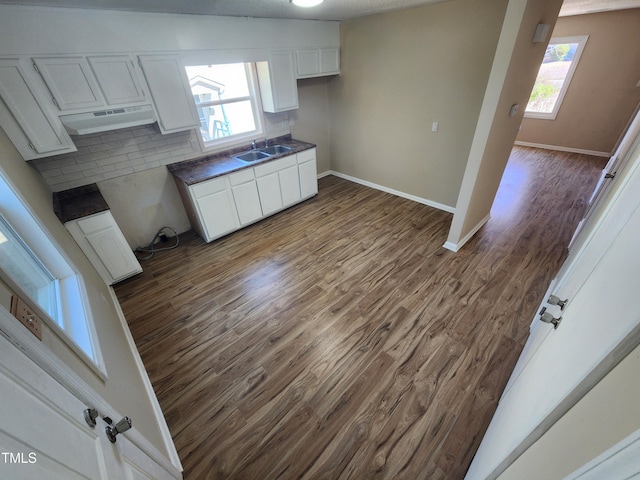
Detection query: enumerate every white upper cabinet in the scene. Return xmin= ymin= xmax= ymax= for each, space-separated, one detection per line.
xmin=0 ymin=58 xmax=76 ymax=159
xmin=87 ymin=55 xmax=146 ymax=105
xmin=256 ymin=50 xmax=299 ymax=113
xmin=32 ymin=56 xmax=105 ymax=111
xmin=138 ymin=54 xmax=199 ymax=134
xmin=295 ymin=48 xmax=340 ymax=79
xmin=31 ymin=55 xmax=147 ymax=112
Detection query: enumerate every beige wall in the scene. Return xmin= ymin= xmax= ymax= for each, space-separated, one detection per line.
xmin=516 ymin=9 xmax=640 ymax=154
xmin=328 ymin=0 xmax=509 ymax=209
xmin=446 ymin=0 xmax=564 ymax=248
xmin=290 ymin=77 xmax=332 ymax=174
xmin=498 ymin=343 xmax=640 ymax=479
xmin=0 ymin=129 xmax=168 ymax=455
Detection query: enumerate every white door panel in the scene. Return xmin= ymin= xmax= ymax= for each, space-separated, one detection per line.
xmin=0 ymin=330 xmax=181 ymax=480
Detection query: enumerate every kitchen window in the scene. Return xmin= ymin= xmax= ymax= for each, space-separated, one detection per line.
xmin=0 ymin=173 xmax=105 ymax=378
xmin=525 ymin=36 xmax=588 ymax=120
xmin=185 ymin=63 xmax=263 ymax=149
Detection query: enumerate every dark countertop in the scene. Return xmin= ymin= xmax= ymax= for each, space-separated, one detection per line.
xmin=53 ymin=184 xmax=109 ymax=223
xmin=168 ymin=135 xmax=316 ymax=186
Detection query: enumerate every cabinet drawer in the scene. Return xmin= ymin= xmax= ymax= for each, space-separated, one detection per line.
xmin=254 ymin=155 xmax=297 ymax=177
xmin=229 ymin=168 xmax=255 ymax=186
xmin=297 ymin=148 xmax=316 ymax=163
xmin=191 ymin=176 xmax=228 ymax=198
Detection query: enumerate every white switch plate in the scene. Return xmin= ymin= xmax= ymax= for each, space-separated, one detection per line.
xmin=432 ymin=121 xmax=439 ymax=133
xmin=509 ymin=104 xmax=519 ymax=117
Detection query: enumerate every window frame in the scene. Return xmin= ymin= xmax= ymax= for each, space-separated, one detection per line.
xmin=186 ymin=62 xmax=265 ymax=152
xmin=525 ymin=35 xmax=589 ymax=121
xmin=0 ymin=173 xmax=106 ymax=380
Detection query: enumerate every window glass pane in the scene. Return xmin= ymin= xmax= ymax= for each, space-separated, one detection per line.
xmin=194 ymin=100 xmax=256 ymax=141
xmin=526 ymin=41 xmax=580 ymax=114
xmin=0 ymin=216 xmax=58 ymax=321
xmin=185 ymin=62 xmax=261 ymax=147
xmin=186 ymin=63 xmax=250 ymax=102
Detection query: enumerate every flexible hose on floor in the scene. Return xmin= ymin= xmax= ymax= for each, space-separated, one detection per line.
xmin=135 ymin=226 xmax=179 ymax=260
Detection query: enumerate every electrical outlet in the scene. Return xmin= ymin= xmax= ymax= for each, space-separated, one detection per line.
xmin=10 ymin=295 xmax=42 ymax=340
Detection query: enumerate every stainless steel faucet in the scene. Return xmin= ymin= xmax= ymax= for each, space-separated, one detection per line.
xmin=252 ymin=139 xmax=257 ymax=150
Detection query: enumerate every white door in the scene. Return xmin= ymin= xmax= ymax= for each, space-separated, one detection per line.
xmin=465 ymin=135 xmax=640 ymax=479
xmin=0 ymin=312 xmax=181 ymax=479
xmin=569 ymin=108 xmax=640 ymax=251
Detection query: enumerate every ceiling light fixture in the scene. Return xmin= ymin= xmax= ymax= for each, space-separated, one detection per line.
xmin=291 ymin=0 xmax=324 ymax=7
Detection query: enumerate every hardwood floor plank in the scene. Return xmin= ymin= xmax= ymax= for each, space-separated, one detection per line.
xmin=114 ymin=146 xmax=607 ymax=479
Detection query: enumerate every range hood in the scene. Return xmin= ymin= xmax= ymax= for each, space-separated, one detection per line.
xmin=60 ymin=105 xmax=156 ymax=135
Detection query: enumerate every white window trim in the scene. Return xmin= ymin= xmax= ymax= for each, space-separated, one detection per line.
xmin=0 ymin=173 xmax=107 ymax=380
xmin=525 ymin=35 xmax=589 ymax=121
xmin=190 ymin=63 xmax=265 ymax=153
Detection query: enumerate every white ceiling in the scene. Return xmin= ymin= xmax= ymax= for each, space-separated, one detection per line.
xmin=0 ymin=0 xmax=638 ymax=21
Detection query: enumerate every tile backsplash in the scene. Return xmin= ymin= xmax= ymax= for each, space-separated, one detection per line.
xmin=32 ymin=113 xmax=290 ymax=192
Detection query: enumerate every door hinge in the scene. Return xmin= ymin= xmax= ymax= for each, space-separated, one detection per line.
xmin=539 ymin=307 xmax=562 ymax=329
xmin=605 ymin=172 xmax=616 ymax=179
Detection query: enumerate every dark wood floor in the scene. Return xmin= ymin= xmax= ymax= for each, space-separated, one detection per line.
xmin=115 ymin=147 xmax=607 ymax=480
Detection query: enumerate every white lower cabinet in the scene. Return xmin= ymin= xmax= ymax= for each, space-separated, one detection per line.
xmin=230 ymin=169 xmax=262 ymax=226
xmin=297 ymin=148 xmax=318 ymax=199
xmin=191 ymin=176 xmax=240 ymax=242
xmin=254 ymin=155 xmax=301 ymax=214
xmin=179 ymin=148 xmax=317 ymax=243
xmin=65 ymin=210 xmax=142 ymax=285
xmin=256 ymin=172 xmax=283 ymax=216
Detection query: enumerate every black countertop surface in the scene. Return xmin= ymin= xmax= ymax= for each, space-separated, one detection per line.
xmin=53 ymin=184 xmax=109 ymax=223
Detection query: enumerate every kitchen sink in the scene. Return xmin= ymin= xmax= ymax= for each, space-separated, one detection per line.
xmin=234 ymin=150 xmax=271 ymax=162
xmin=259 ymin=145 xmax=292 ymax=155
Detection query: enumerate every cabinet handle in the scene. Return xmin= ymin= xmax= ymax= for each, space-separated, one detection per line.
xmin=28 ymin=142 xmax=36 ymax=152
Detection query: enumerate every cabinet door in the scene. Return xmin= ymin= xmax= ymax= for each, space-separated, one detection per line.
xmin=296 ymin=49 xmax=320 ymax=78
xmin=0 ymin=58 xmax=76 ymax=159
xmin=74 ymin=211 xmax=142 ymax=285
xmin=230 ymin=170 xmax=263 ymax=226
xmin=232 ymin=181 xmax=263 ymax=225
xmin=257 ymin=51 xmax=299 ymax=113
xmin=299 ymin=152 xmax=318 ymax=199
xmin=87 ymin=55 xmax=146 ymax=105
xmin=32 ymin=56 xmax=104 ymax=111
xmin=138 ymin=54 xmax=199 ymax=134
xmin=192 ymin=177 xmax=240 ymax=241
xmin=320 ymin=48 xmax=340 ymax=75
xmin=256 ymin=172 xmax=283 ymax=216
xmin=279 ymin=164 xmax=301 ymax=207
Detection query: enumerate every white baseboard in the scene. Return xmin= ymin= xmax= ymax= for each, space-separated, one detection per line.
xmin=323 ymin=170 xmax=456 ymax=214
xmin=442 ymin=213 xmax=491 ymax=252
xmin=514 ymin=141 xmax=611 ymax=158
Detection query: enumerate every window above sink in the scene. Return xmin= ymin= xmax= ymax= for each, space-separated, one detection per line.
xmin=185 ymin=62 xmax=264 ymax=151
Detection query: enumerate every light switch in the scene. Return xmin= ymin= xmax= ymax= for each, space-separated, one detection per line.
xmin=431 ymin=121 xmax=439 ymax=133
xmin=509 ymin=104 xmax=519 ymax=117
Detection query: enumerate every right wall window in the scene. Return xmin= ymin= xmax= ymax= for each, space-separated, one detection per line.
xmin=525 ymin=35 xmax=589 ymax=120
